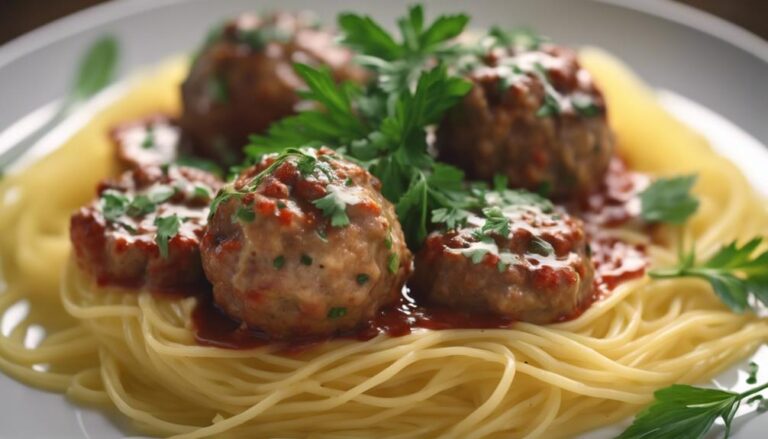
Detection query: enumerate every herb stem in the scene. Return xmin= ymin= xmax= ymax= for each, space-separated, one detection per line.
xmin=739 ymin=381 xmax=768 ymax=399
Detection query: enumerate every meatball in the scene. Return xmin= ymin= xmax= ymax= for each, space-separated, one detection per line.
xmin=436 ymin=43 xmax=614 ymax=198
xmin=111 ymin=115 xmax=180 ymax=169
xmin=201 ymin=147 xmax=411 ymax=339
xmin=70 ymin=165 xmax=222 ymax=291
xmin=412 ymin=198 xmax=594 ymax=323
xmin=180 ymin=12 xmax=364 ymax=165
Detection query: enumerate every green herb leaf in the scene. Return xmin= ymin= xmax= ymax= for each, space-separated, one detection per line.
xmin=617 ymin=381 xmax=768 ymax=439
xmin=273 ymin=255 xmax=285 ymax=269
xmin=300 ymin=254 xmax=313 ymax=266
xmin=101 ymin=190 xmax=129 ymax=222
xmin=432 ymin=207 xmax=470 ymax=230
xmin=141 ymin=125 xmax=155 ymax=149
xmin=126 ymin=195 xmax=156 ymax=217
xmin=154 ymin=214 xmax=181 ymax=259
xmin=235 ymin=205 xmax=256 ymax=222
xmin=388 ymin=253 xmax=399 ymax=274
xmin=312 ymin=187 xmax=351 ymax=228
xmin=193 ymin=185 xmax=212 ymax=200
xmin=473 ymin=207 xmax=510 ymax=239
xmin=396 ymin=173 xmax=429 ymax=247
xmin=748 ymin=362 xmax=759 ymax=385
xmin=487 ymin=26 xmax=546 ymax=51
xmin=650 ymin=237 xmax=768 ymax=313
xmin=356 ymin=274 xmax=370 ymax=285
xmin=147 ymin=185 xmax=175 ymax=203
xmin=419 ymin=13 xmax=469 ymax=51
xmin=337 ymin=14 xmax=403 ymax=60
xmin=529 ymin=236 xmax=555 ymax=256
xmin=640 ymin=175 xmax=700 ymax=225
xmin=327 ymin=307 xmax=348 ymax=319
xmin=73 ymin=36 xmax=119 ymax=100
xmin=247 ymin=64 xmax=366 ymax=157
xmin=572 ymin=94 xmax=601 ymax=117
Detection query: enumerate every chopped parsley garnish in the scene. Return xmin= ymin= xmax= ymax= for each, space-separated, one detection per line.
xmin=312 ymin=186 xmax=352 ymax=228
xmin=101 ymin=190 xmax=130 ymax=222
xmin=748 ymin=362 xmax=759 ymax=385
xmin=640 ymin=175 xmax=699 ymax=224
xmin=387 ymin=253 xmax=399 ymax=274
xmin=208 ymin=75 xmax=229 ymax=103
xmin=235 ymin=205 xmax=255 ymax=222
xmin=617 ymin=381 xmax=768 ymax=439
xmin=432 ymin=207 xmax=470 ymax=230
xmin=273 ymin=255 xmax=285 ymax=269
xmin=472 ymin=207 xmax=510 ymax=240
xmin=572 ymin=94 xmax=601 ymax=117
xmin=384 ymin=230 xmax=394 ymax=250
xmin=327 ymin=307 xmax=348 ymax=319
xmin=100 ymin=186 xmax=174 ymax=222
xmin=126 ymin=195 xmax=155 ymax=217
xmin=533 ymin=62 xmax=561 ymax=118
xmin=529 ymin=236 xmax=554 ymax=257
xmin=650 ymin=237 xmax=768 ymax=313
xmin=459 ymin=244 xmax=491 ymax=264
xmin=147 ymin=185 xmax=175 ymax=203
xmin=141 ymin=125 xmax=155 ymax=149
xmin=300 ymin=254 xmax=313 ymax=266
xmin=356 ymin=274 xmax=369 ymax=285
xmin=154 ymin=214 xmax=181 ymax=259
xmin=193 ymin=185 xmax=212 ymax=200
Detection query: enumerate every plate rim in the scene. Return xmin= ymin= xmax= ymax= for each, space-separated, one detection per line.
xmin=1 ymin=0 xmax=767 ymax=72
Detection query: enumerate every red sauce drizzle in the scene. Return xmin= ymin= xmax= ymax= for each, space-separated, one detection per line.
xmin=191 ymin=156 xmax=650 ymax=350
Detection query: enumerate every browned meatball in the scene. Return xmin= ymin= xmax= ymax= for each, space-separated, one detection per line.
xmin=180 ymin=12 xmax=364 ymax=165
xmin=436 ymin=44 xmax=614 ymax=198
xmin=412 ymin=200 xmax=594 ymax=323
xmin=70 ymin=166 xmax=222 ymax=291
xmin=201 ymin=148 xmax=411 ymax=339
xmin=111 ymin=115 xmax=180 ymax=170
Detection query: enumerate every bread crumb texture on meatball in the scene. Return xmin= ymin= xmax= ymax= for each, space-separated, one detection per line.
xmin=201 ymin=147 xmax=412 ymax=339
xmin=180 ymin=11 xmax=365 ymax=165
xmin=436 ymin=40 xmax=615 ymax=198
xmin=413 ymin=189 xmax=594 ymax=324
xmin=70 ymin=165 xmax=222 ymax=291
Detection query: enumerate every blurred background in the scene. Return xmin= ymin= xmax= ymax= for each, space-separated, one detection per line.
xmin=0 ymin=0 xmax=766 ymax=45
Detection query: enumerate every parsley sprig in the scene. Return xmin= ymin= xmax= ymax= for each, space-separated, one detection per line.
xmin=640 ymin=174 xmax=768 ymax=312
xmin=650 ymin=238 xmax=768 ymax=313
xmin=640 ymin=175 xmax=700 ymax=224
xmin=313 ymin=186 xmax=352 ymax=227
xmin=339 ymin=5 xmax=468 ymax=94
xmin=618 ymin=381 xmax=768 ymax=439
xmin=154 ymin=214 xmax=181 ymax=259
xmin=242 ymin=6 xmax=475 ymax=248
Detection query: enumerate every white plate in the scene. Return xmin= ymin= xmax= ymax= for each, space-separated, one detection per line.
xmin=1 ymin=0 xmax=767 ymax=437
